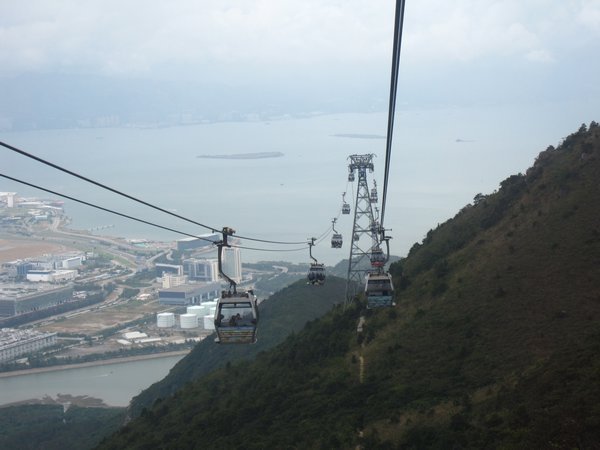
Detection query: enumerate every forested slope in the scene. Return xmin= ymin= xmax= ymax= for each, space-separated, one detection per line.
xmin=0 ymin=404 xmax=125 ymax=450
xmin=129 ymin=276 xmax=350 ymax=418
xmin=100 ymin=122 xmax=600 ymax=449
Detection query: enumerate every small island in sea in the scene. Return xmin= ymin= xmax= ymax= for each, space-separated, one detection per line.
xmin=197 ymin=152 xmax=284 ymax=160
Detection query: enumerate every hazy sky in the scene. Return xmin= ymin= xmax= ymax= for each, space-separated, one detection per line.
xmin=2 ymin=1 xmax=599 ymax=89
xmin=1 ymin=1 xmax=600 ymax=263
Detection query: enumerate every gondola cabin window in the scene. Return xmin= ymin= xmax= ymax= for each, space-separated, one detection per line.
xmin=367 ymin=279 xmax=390 ymax=296
xmin=216 ymin=302 xmax=256 ymax=327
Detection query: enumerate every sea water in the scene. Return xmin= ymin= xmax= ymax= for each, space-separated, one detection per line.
xmin=1 ymin=105 xmax=592 ymax=265
xmin=0 ymin=354 xmax=185 ymax=407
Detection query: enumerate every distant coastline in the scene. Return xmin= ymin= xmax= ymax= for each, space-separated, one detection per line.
xmin=197 ymin=152 xmax=284 ymax=160
xmin=330 ymin=133 xmax=386 ymax=139
xmin=0 ymin=350 xmax=190 ymax=379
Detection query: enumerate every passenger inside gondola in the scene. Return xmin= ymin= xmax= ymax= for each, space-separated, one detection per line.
xmin=367 ymin=279 xmax=390 ymax=296
xmin=217 ymin=302 xmax=254 ymax=327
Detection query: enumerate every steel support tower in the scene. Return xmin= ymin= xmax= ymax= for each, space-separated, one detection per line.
xmin=345 ymin=154 xmax=379 ymax=303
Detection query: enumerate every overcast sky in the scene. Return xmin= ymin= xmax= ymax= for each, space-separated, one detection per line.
xmin=1 ymin=1 xmax=600 ymax=262
xmin=2 ymin=1 xmax=599 ymax=90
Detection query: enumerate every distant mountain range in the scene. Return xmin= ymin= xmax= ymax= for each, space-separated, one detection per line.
xmin=98 ymin=121 xmax=600 ymax=448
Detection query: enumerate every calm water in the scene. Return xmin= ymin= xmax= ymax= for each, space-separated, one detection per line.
xmin=0 ymin=354 xmax=184 ymax=407
xmin=1 ymin=106 xmax=593 ymax=264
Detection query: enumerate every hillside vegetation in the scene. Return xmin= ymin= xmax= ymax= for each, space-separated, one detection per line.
xmin=0 ymin=404 xmax=125 ymax=450
xmin=129 ymin=276 xmax=351 ymax=418
xmin=100 ymin=122 xmax=600 ymax=449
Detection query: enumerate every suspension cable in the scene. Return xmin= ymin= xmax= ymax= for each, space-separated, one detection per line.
xmin=1 ymin=2 xmax=405 ymax=248
xmin=380 ymin=0 xmax=406 ymax=228
xmin=0 ymin=140 xmax=307 ymax=245
xmin=0 ymin=173 xmax=306 ymax=254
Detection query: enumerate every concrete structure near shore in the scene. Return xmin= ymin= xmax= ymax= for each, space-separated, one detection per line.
xmin=0 ymin=328 xmax=57 ymax=363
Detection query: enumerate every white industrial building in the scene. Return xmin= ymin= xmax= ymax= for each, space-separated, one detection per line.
xmin=122 ymin=331 xmax=148 ymax=340
xmin=26 ymin=269 xmax=77 ymax=283
xmin=0 ymin=192 xmax=16 ymax=208
xmin=222 ymin=247 xmax=242 ymax=283
xmin=0 ymin=328 xmax=57 ymax=363
xmin=161 ymin=273 xmax=188 ymax=289
xmin=4 ymin=253 xmax=84 ymax=278
xmin=61 ymin=256 xmax=83 ymax=269
xmin=183 ymin=258 xmax=219 ymax=282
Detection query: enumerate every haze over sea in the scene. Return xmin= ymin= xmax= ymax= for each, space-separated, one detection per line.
xmin=2 ymin=105 xmax=592 ymax=265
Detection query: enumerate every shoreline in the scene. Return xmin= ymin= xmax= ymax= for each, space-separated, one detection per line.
xmin=0 ymin=350 xmax=190 ymax=379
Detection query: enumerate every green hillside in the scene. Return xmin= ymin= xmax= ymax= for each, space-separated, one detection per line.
xmin=100 ymin=122 xmax=600 ymax=449
xmin=129 ymin=276 xmax=351 ymax=418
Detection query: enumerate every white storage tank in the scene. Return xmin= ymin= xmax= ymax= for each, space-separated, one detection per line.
xmin=157 ymin=312 xmax=175 ymax=328
xmin=202 ymin=301 xmax=217 ymax=313
xmin=203 ymin=314 xmax=215 ymax=330
xmin=187 ymin=305 xmax=204 ymax=318
xmin=180 ymin=313 xmax=198 ymax=329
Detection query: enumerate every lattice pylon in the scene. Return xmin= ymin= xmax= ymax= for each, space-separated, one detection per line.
xmin=345 ymin=154 xmax=379 ymax=304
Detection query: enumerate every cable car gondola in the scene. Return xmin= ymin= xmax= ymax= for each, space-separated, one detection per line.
xmin=365 ymin=271 xmax=395 ymax=308
xmin=370 ymin=180 xmax=378 ymax=203
xmin=214 ymin=290 xmax=259 ymax=344
xmin=348 ymin=170 xmax=355 ymax=182
xmin=330 ymin=218 xmax=343 ymax=248
xmin=341 ymin=192 xmax=351 ymax=215
xmin=214 ymin=227 xmax=258 ymax=344
xmin=307 ymin=237 xmax=326 ymax=285
xmin=331 ymin=233 xmax=343 ymax=248
xmin=370 ymin=246 xmax=386 ymax=267
xmin=308 ymin=263 xmax=326 ymax=285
